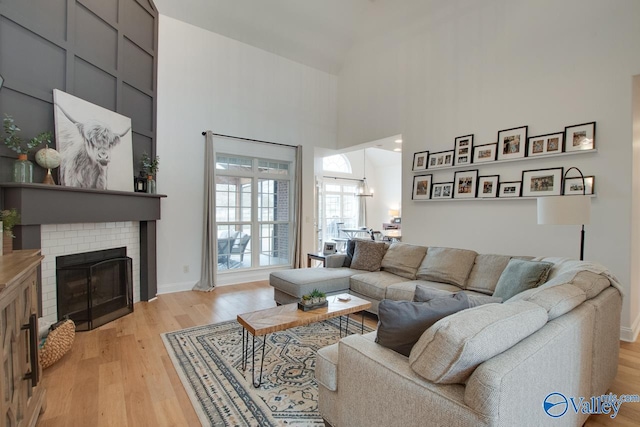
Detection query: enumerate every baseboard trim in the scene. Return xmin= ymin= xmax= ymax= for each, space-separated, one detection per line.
xmin=157 ymin=281 xmax=197 ymax=295
xmin=620 ymin=313 xmax=640 ymax=342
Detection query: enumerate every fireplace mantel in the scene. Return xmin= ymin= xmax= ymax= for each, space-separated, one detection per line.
xmin=0 ymin=183 xmax=166 ymax=305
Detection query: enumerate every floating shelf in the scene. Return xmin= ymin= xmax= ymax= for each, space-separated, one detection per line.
xmin=413 ymin=194 xmax=597 ymax=202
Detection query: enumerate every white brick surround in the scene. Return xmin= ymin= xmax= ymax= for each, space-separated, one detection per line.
xmin=40 ymin=222 xmax=140 ymax=323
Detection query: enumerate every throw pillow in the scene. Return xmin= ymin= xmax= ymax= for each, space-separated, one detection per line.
xmin=342 ymin=239 xmax=358 ymax=267
xmin=380 ymin=242 xmax=428 ymax=280
xmin=413 ymin=285 xmax=502 ymax=307
xmin=375 ymin=293 xmax=469 ymax=357
xmin=350 ymin=240 xmax=388 ymax=272
xmin=492 ymin=259 xmax=553 ymax=301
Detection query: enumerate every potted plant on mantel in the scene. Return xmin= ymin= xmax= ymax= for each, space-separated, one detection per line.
xmin=1 ymin=209 xmax=20 ymax=255
xmin=3 ymin=114 xmax=53 ymax=183
xmin=140 ymin=152 xmax=160 ymax=194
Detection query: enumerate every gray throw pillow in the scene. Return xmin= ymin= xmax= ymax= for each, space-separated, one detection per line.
xmin=342 ymin=239 xmax=358 ymax=267
xmin=492 ymin=259 xmax=554 ymax=301
xmin=413 ymin=285 xmax=502 ymax=307
xmin=375 ymin=293 xmax=470 ymax=357
xmin=350 ymin=240 xmax=387 ymax=271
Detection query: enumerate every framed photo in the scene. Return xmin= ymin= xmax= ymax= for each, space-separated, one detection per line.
xmin=412 ymin=151 xmax=429 ymax=171
xmin=477 ymin=175 xmax=499 ymax=198
xmin=564 ymin=122 xmax=596 ymax=152
xmin=323 ymin=241 xmax=337 ymax=255
xmin=412 ymin=174 xmax=433 ymax=200
xmin=431 ymin=182 xmax=454 ymax=199
xmin=472 ymin=143 xmax=497 ymax=163
xmin=498 ymin=181 xmax=522 ymax=198
xmin=563 ymin=176 xmax=594 ymax=195
xmin=454 ymin=134 xmax=473 ymax=165
xmin=453 ymin=170 xmax=478 ymax=199
xmin=527 ymin=132 xmax=564 ymax=157
xmin=521 ymin=167 xmax=564 ymax=197
xmin=428 ymin=150 xmax=454 ymax=169
xmin=497 ymin=125 xmax=528 ymax=161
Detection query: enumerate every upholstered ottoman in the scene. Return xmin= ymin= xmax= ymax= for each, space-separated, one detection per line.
xmin=269 ymin=268 xmax=361 ymax=304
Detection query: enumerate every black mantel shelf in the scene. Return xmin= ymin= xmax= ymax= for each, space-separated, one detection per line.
xmin=0 ymin=183 xmax=166 ymax=225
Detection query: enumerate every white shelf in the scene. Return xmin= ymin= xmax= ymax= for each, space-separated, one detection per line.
xmin=413 ymin=148 xmax=597 ymax=174
xmin=413 ymin=194 xmax=597 ymax=202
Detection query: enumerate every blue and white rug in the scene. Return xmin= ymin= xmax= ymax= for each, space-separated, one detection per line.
xmin=162 ymin=317 xmax=373 ymax=426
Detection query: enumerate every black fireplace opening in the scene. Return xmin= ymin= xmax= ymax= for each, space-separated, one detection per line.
xmin=56 ymin=247 xmax=133 ymax=331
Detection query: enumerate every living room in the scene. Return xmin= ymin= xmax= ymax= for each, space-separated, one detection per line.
xmin=0 ymin=0 xmax=639 ymax=426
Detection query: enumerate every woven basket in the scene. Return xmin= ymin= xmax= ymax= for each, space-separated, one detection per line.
xmin=40 ymin=319 xmax=75 ymax=369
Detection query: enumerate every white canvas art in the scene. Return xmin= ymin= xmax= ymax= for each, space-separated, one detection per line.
xmin=53 ymin=89 xmax=133 ymax=191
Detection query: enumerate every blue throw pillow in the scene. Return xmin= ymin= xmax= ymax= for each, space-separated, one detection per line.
xmin=492 ymin=259 xmax=553 ymax=301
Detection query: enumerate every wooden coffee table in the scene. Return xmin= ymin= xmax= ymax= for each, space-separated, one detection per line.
xmin=237 ymin=294 xmax=371 ymax=387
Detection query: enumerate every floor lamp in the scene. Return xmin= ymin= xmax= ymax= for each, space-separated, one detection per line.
xmin=537 ymin=167 xmax=591 ymax=260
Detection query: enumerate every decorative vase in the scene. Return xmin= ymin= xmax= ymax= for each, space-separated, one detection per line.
xmin=13 ymin=154 xmax=33 ymax=183
xmin=2 ymin=230 xmax=13 ymax=255
xmin=146 ymin=175 xmax=156 ymax=194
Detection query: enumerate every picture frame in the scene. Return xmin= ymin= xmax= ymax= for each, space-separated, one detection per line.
xmin=472 ymin=143 xmax=497 ymax=163
xmin=564 ymin=122 xmax=596 ymax=152
xmin=477 ymin=175 xmax=499 ymax=198
xmin=323 ymin=241 xmax=337 ymax=255
xmin=527 ymin=132 xmax=564 ymax=157
xmin=454 ymin=134 xmax=473 ymax=166
xmin=412 ymin=151 xmax=429 ymax=171
xmin=498 ymin=181 xmax=522 ymax=198
xmin=521 ymin=167 xmax=564 ymax=197
xmin=427 ymin=150 xmax=454 ymax=169
xmin=431 ymin=182 xmax=454 ymax=199
xmin=563 ymin=176 xmax=595 ymax=195
xmin=453 ymin=170 xmax=479 ymax=199
xmin=497 ymin=125 xmax=528 ymax=161
xmin=412 ymin=174 xmax=433 ymax=200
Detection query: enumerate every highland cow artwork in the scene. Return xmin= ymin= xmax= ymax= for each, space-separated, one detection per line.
xmin=53 ymin=89 xmax=133 ymax=191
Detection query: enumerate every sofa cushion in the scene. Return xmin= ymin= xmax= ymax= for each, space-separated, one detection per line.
xmin=376 ymin=293 xmax=470 ymax=357
xmin=380 ymin=243 xmax=428 ymax=280
xmin=269 ymin=268 xmax=357 ymax=298
xmin=350 ymin=271 xmax=407 ymax=300
xmin=492 ymin=259 xmax=553 ymax=301
xmin=509 ymin=283 xmax=586 ymax=320
xmin=350 ymin=240 xmax=388 ymax=271
xmin=570 ymin=271 xmax=610 ymax=299
xmin=409 ymin=300 xmax=548 ymax=384
xmin=465 ymin=254 xmax=512 ymax=295
xmin=414 ymin=285 xmax=502 ymax=308
xmin=316 ymin=343 xmax=339 ymax=391
xmin=416 ymin=247 xmax=478 ymax=287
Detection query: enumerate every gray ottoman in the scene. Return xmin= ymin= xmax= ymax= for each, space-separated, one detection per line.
xmin=270 ymin=268 xmax=360 ymax=304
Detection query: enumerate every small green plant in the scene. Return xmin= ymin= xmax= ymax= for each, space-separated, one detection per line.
xmin=1 ymin=209 xmax=20 ymax=238
xmin=310 ymin=289 xmax=326 ymax=299
xmin=2 ymin=115 xmax=51 ymax=154
xmin=140 ymin=152 xmax=160 ymax=175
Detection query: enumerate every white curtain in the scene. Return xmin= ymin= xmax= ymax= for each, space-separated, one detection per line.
xmin=193 ymin=131 xmax=216 ymax=292
xmin=357 ymin=181 xmax=367 ymax=228
xmin=292 ymin=145 xmax=304 ymax=268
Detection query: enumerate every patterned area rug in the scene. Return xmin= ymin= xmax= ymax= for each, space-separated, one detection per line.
xmin=162 ymin=317 xmax=373 ymax=426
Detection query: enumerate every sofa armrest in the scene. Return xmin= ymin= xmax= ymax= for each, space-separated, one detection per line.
xmin=325 ymin=254 xmax=347 ymax=268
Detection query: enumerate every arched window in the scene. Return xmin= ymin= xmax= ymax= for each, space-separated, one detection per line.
xmin=323 ymin=154 xmax=352 ymax=174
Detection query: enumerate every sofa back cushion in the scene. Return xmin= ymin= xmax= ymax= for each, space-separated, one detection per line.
xmin=350 ymin=240 xmax=388 ymax=271
xmin=509 ymin=283 xmax=586 ymax=320
xmin=375 ymin=293 xmax=469 ymax=357
xmin=465 ymin=254 xmax=512 ymax=295
xmin=492 ymin=259 xmax=553 ymax=301
xmin=409 ymin=300 xmax=548 ymax=384
xmin=416 ymin=247 xmax=477 ymax=287
xmin=381 ymin=242 xmax=428 ymax=280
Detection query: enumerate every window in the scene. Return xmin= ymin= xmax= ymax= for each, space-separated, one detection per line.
xmin=319 ymin=180 xmax=359 ymax=250
xmin=215 ymin=155 xmax=293 ymax=271
xmin=323 ymin=154 xmax=351 ymax=174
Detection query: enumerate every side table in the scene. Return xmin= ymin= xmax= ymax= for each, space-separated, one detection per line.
xmin=307 ymin=252 xmax=327 ymax=267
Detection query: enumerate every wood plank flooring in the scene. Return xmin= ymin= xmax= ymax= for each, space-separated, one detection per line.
xmin=36 ymin=281 xmax=639 ymax=426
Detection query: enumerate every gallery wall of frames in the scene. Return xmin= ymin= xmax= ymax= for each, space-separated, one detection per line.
xmin=411 ymin=122 xmax=596 ymax=201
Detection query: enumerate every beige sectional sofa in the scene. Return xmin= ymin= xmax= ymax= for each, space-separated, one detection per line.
xmin=269 ymin=241 xmax=623 ymax=427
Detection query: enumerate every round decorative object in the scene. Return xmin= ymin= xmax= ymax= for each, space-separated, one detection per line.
xmin=35 ymin=147 xmax=61 ymax=169
xmin=39 ymin=319 xmax=75 ymax=369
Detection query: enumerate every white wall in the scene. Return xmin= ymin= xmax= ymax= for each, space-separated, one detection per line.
xmin=156 ymin=15 xmax=338 ymax=292
xmin=337 ymin=0 xmax=640 ymax=339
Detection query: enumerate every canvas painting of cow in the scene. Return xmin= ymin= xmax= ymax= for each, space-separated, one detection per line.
xmin=53 ymin=89 xmax=134 ymax=191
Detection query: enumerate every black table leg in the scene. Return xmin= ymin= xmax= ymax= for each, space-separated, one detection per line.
xmin=240 ymin=328 xmax=267 ymax=388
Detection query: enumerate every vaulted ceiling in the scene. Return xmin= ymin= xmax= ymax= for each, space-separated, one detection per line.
xmin=153 ymin=0 xmax=376 ymax=74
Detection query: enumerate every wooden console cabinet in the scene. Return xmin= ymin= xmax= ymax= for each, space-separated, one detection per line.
xmin=0 ymin=250 xmax=46 ymax=427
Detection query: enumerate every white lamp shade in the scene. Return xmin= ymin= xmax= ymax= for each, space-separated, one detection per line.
xmin=388 ymin=209 xmax=400 ymax=217
xmin=537 ymin=196 xmax=591 ymax=225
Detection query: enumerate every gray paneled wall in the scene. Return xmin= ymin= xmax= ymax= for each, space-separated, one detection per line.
xmin=0 ymin=0 xmax=158 ymax=184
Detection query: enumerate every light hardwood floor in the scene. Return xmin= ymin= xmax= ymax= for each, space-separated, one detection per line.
xmin=37 ymin=281 xmax=639 ymax=427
